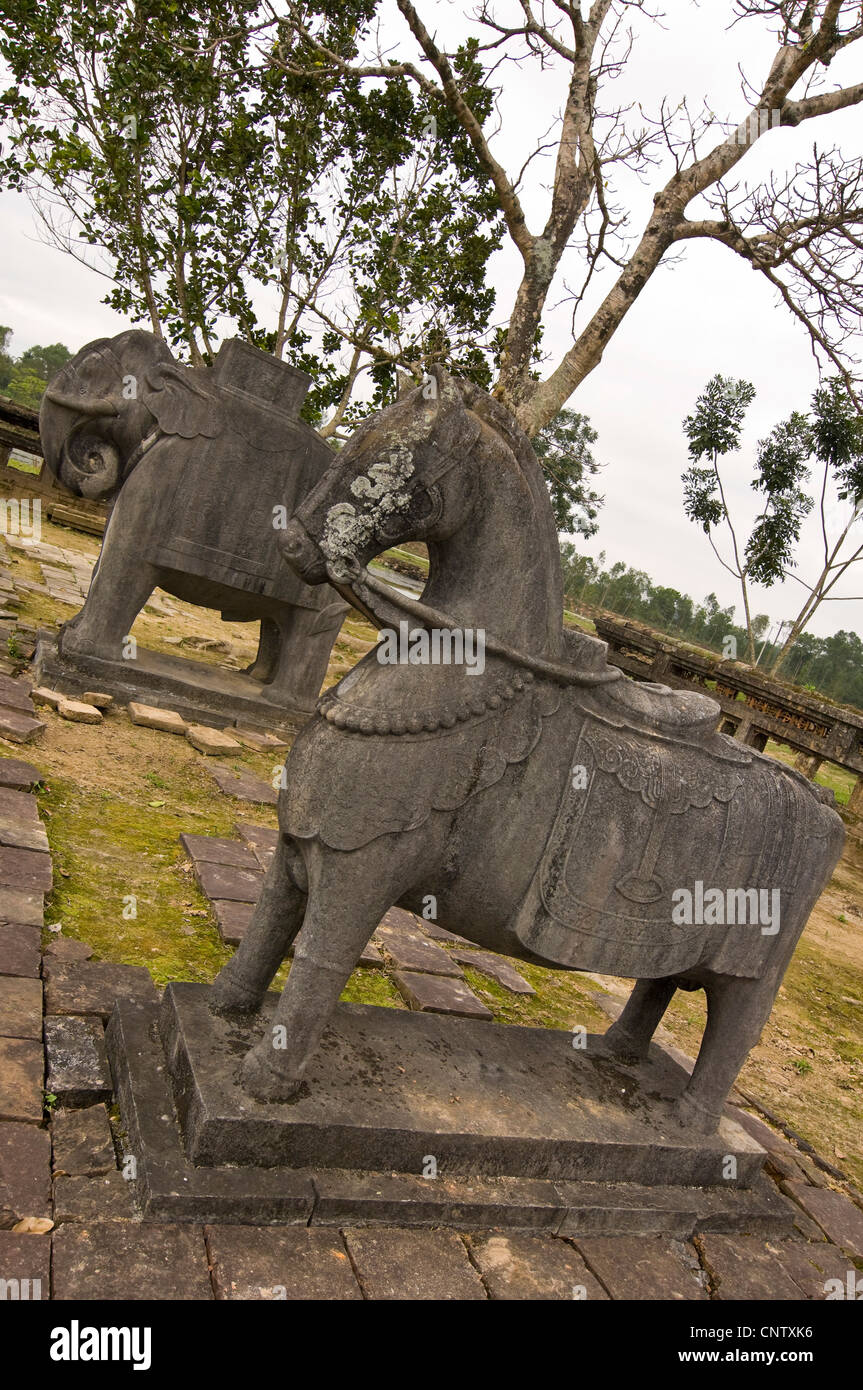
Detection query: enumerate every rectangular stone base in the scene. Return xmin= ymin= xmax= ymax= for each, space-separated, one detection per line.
xmin=33 ymin=632 xmax=308 ymax=735
xmin=107 ymin=992 xmax=792 ymax=1233
xmin=165 ymin=982 xmax=762 ymax=1184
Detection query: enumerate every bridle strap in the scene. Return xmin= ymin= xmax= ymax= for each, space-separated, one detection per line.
xmin=326 ymin=558 xmax=623 ymax=689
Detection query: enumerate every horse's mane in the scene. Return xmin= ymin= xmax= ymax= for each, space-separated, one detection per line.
xmin=454 ymin=379 xmax=565 ymax=654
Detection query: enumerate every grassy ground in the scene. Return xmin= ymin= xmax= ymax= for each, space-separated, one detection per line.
xmin=2 ymin=517 xmax=861 ymax=1187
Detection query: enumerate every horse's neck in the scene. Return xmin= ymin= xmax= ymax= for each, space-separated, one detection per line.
xmin=423 ymin=456 xmax=564 ymax=660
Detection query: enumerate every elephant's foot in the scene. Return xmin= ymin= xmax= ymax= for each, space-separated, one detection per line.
xmin=209 ymin=969 xmax=264 ymax=1019
xmin=672 ymin=1090 xmax=722 ymax=1135
xmin=240 ymin=1042 xmax=304 ymax=1103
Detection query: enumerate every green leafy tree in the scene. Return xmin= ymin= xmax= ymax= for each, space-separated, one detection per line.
xmin=769 ymin=379 xmax=863 ymax=673
xmin=682 ymin=375 xmax=761 ymax=662
xmin=532 ymin=409 xmax=603 ymax=537
xmin=0 ymin=0 xmax=502 ymax=428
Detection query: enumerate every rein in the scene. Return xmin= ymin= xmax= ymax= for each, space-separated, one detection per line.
xmin=325 ymin=556 xmax=622 ymax=690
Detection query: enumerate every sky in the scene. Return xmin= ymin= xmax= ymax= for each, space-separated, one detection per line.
xmin=1 ymin=0 xmax=861 ymax=641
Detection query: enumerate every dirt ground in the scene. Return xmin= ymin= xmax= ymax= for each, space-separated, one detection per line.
xmin=3 ymin=517 xmax=862 ymax=1188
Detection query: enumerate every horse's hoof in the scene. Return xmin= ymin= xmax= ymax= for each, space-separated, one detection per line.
xmin=241 ymin=1045 xmax=303 ymax=1103
xmin=673 ymin=1092 xmax=721 ymax=1135
xmin=209 ymin=975 xmax=262 ymax=1019
xmin=594 ymin=1026 xmax=645 ymax=1065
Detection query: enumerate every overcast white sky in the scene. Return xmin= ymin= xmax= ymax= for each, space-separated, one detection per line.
xmin=1 ymin=0 xmax=861 ymax=640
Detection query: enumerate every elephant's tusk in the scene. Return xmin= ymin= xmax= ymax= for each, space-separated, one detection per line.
xmin=44 ymin=388 xmax=119 ymax=417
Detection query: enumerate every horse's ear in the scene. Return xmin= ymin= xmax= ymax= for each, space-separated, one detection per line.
xmin=424 ymin=366 xmax=481 ymax=473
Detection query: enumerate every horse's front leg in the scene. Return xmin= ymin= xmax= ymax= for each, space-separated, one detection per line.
xmin=240 ymin=833 xmax=426 ymax=1102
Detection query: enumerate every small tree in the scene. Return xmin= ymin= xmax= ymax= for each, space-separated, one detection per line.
xmin=769 ymin=379 xmax=863 ymax=673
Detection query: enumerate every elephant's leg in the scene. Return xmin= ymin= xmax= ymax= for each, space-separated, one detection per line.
xmin=600 ymin=977 xmax=678 ymax=1060
xmin=245 ymin=617 xmax=281 ymax=683
xmin=675 ymin=974 xmax=775 ymax=1134
xmin=60 ymin=533 xmax=159 ymax=661
xmin=261 ymin=602 xmax=346 ymax=712
xmin=210 ymin=835 xmax=306 ymax=1017
xmin=239 ymin=840 xmax=408 ymax=1102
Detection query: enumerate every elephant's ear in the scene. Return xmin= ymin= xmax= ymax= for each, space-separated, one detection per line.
xmin=142 ymin=364 xmax=222 ymax=439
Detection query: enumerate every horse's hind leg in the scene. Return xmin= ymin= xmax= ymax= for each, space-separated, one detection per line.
xmin=600 ymin=977 xmax=677 ymax=1060
xmin=240 ymin=838 xmax=415 ymax=1102
xmin=210 ymin=835 xmax=306 ymax=1017
xmin=675 ymin=974 xmax=776 ymax=1134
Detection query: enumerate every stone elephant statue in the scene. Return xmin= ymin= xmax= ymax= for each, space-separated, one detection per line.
xmin=39 ymin=330 xmax=346 ymax=714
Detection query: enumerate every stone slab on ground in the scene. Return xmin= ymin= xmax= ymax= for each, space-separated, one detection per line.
xmin=193 ymin=861 xmax=264 ymax=905
xmin=0 ymin=1035 xmax=43 ymax=1122
xmin=0 ymin=888 xmax=44 ymax=927
xmin=52 ymin=1222 xmax=213 ymax=1300
xmin=53 ymin=1171 xmax=137 ymax=1221
xmin=343 ymin=1228 xmax=487 ymax=1300
xmin=376 ymin=921 xmax=464 ymax=978
xmin=452 ymin=948 xmax=535 ymax=995
xmin=206 ymin=1225 xmax=362 ymax=1300
xmin=57 ymin=698 xmax=102 ymax=724
xmin=159 ymin=983 xmax=764 ymax=1186
xmin=0 ymin=1230 xmax=51 ymax=1294
xmin=43 ymin=937 xmax=93 ymax=962
xmin=0 ymin=674 xmax=38 ymax=714
xmin=232 ymin=727 xmax=290 ymax=752
xmin=418 ymin=920 xmax=474 ymax=945
xmin=236 ymin=822 xmax=280 ymax=863
xmin=180 ymin=833 xmax=259 ymax=870
xmin=44 ymin=959 xmax=158 ymax=1020
xmin=0 ymin=757 xmax=42 ymax=790
xmin=44 ymin=1014 xmax=112 ymax=1105
xmin=0 ymin=785 xmax=41 ymax=824
xmin=207 ymin=763 xmax=278 ymax=804
xmin=0 ymin=707 xmax=44 ymax=744
xmin=469 ymin=1232 xmax=609 ymax=1300
xmin=696 ymin=1234 xmax=810 ymax=1300
xmin=0 ymin=818 xmax=50 ymax=853
xmin=0 ymin=923 xmax=40 ymax=978
xmin=187 ymin=724 xmax=241 ymax=755
xmin=358 ymin=941 xmax=384 ymax=968
xmin=769 ymin=1239 xmax=856 ymax=1300
xmin=82 ymin=691 xmax=113 ymax=708
xmin=393 ymin=970 xmax=493 ymax=1019
xmin=782 ymin=1182 xmax=863 ymax=1257
xmin=0 ymin=1120 xmax=51 ymax=1220
xmin=0 ymin=844 xmax=52 ymax=893
xmin=128 ymin=702 xmax=188 ymax=733
xmin=52 ymin=1105 xmax=116 ymax=1177
xmin=574 ymin=1235 xmax=708 ymax=1300
xmin=211 ymin=899 xmax=256 ymax=946
xmin=0 ymin=974 xmax=42 ymax=1038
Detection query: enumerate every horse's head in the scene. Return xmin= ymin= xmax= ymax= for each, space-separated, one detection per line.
xmin=280 ymin=367 xmax=482 ymax=585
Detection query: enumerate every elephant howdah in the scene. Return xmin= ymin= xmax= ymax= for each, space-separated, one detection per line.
xmin=207 ymin=369 xmax=843 ymax=1134
xmin=39 ymin=330 xmax=346 ymax=713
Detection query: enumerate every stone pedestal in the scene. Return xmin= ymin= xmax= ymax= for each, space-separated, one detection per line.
xmin=106 ymin=984 xmax=793 ymax=1236
xmin=33 ymin=632 xmax=310 ymax=736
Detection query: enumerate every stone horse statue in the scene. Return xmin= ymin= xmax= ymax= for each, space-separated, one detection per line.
xmin=211 ymin=370 xmax=844 ymax=1133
